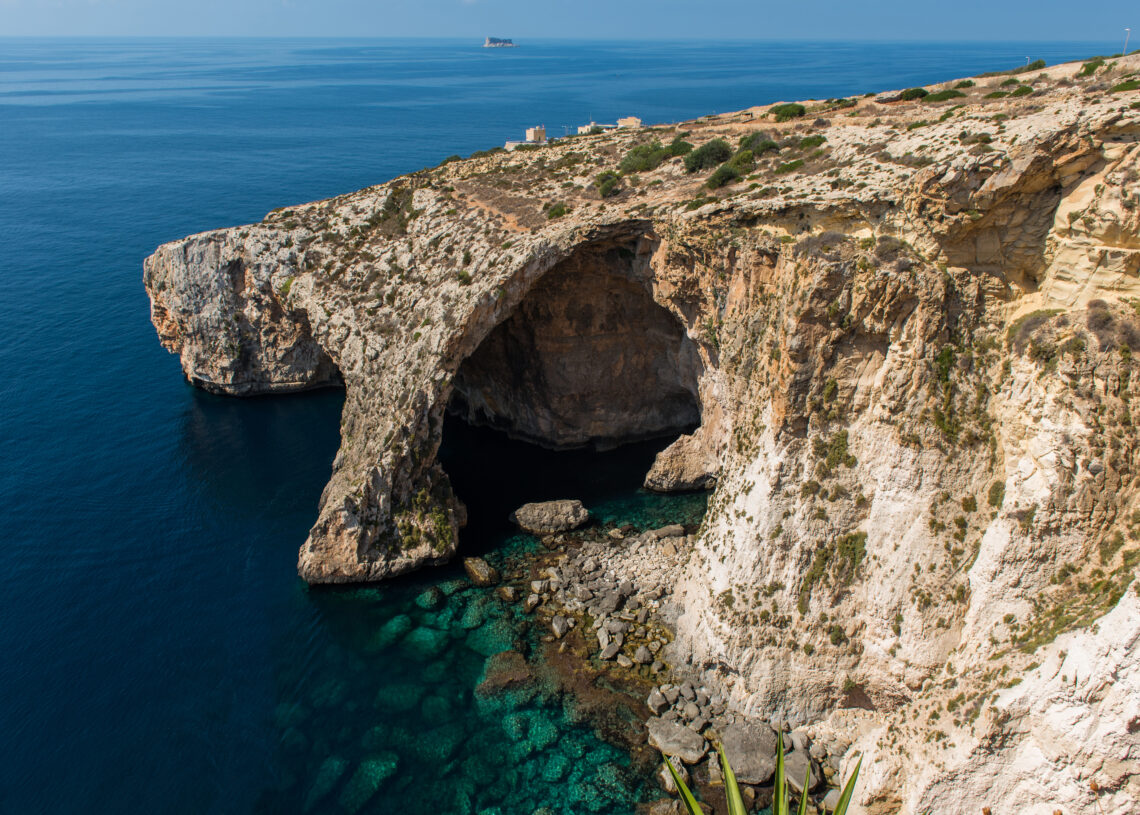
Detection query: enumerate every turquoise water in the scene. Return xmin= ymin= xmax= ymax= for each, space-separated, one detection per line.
xmin=255 ymin=419 xmax=709 ymax=815
xmin=0 ymin=37 xmax=1105 ymax=813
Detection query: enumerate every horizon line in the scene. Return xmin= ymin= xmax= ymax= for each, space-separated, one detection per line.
xmin=0 ymin=34 xmax=1121 ymax=45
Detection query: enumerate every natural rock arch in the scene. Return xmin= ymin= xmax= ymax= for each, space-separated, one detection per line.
xmin=447 ymin=235 xmax=703 ymax=451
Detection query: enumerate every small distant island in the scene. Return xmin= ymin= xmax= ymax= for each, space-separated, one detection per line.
xmin=483 ymin=37 xmax=518 ymax=48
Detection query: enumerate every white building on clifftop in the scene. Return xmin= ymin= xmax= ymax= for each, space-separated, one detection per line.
xmin=505 ymin=125 xmax=547 ymax=151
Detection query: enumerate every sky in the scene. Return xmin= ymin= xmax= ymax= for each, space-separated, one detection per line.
xmin=0 ymin=0 xmax=1134 ymax=42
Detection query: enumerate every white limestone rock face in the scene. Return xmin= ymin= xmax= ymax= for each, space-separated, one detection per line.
xmin=144 ymin=52 xmax=1140 ymax=811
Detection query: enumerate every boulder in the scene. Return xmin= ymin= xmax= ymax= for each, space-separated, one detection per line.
xmin=658 ymin=755 xmax=689 ymax=795
xmin=634 ymin=645 xmax=653 ymax=664
xmin=644 ymin=432 xmax=718 ymax=492
xmin=720 ymin=721 xmax=778 ymax=784
xmin=785 ymin=750 xmax=819 ymax=793
xmin=650 ymin=524 xmax=687 ymax=540
xmin=463 ymin=557 xmax=499 ymax=586
xmin=647 ymin=717 xmax=707 ymax=764
xmin=509 ymin=499 xmax=590 ymax=534
xmin=551 ymin=615 xmax=570 ymax=639
xmin=414 ymin=586 xmax=444 ymax=610
xmin=647 ymin=687 xmax=669 ymax=714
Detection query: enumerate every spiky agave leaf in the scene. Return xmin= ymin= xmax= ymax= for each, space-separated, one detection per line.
xmin=832 ymin=755 xmax=863 ymax=815
xmin=663 ymin=755 xmax=702 ymax=815
xmin=774 ymin=734 xmax=787 ymax=815
xmin=796 ymin=760 xmax=811 ymax=815
xmin=715 ymin=742 xmax=746 ymax=815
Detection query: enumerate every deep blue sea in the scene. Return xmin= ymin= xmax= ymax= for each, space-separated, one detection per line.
xmin=0 ymin=38 xmax=1104 ymax=814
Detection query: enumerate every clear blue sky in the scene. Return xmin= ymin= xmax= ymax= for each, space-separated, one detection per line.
xmin=1 ymin=0 xmax=1133 ymax=42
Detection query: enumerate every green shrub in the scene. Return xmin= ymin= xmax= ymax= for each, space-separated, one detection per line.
xmin=1110 ymin=79 xmax=1140 ymax=93
xmin=684 ymin=138 xmax=733 ymax=172
xmin=1078 ymin=58 xmax=1105 ymax=77
xmin=977 ymin=59 xmax=1046 ymax=78
xmin=798 ymin=134 xmax=827 ymax=149
xmin=662 ymin=737 xmax=861 ymax=815
xmin=769 ymin=102 xmax=806 ymax=121
xmin=546 ymin=202 xmax=569 ymax=219
xmin=988 ymin=480 xmax=1006 ymax=508
xmin=955 ymin=80 xmax=976 ymax=89
xmin=594 ymin=170 xmax=621 ymax=198
xmin=739 ymin=131 xmax=779 ymax=155
xmin=618 ymin=141 xmax=667 ymax=174
xmin=666 ymin=136 xmax=693 ymax=157
xmin=455 ymin=270 xmax=472 ymax=285
xmin=924 ymin=89 xmax=966 ymax=103
xmin=774 ymin=159 xmax=804 ymax=175
xmin=984 ymin=91 xmax=1009 ymax=99
xmin=899 ymin=87 xmax=929 ymax=101
xmin=1010 ymin=85 xmax=1033 ymax=97
xmin=706 ymin=163 xmax=743 ymax=189
xmin=1000 ymin=78 xmax=1021 ymax=87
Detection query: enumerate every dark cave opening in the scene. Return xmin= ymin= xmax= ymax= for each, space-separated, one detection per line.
xmin=447 ymin=238 xmax=702 ymax=451
xmin=438 ymin=236 xmax=707 ymax=549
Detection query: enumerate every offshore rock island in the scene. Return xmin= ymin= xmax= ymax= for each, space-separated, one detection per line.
xmin=145 ymin=54 xmax=1140 ymax=813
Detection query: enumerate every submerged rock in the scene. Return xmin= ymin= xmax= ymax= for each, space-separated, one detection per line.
xmin=366 ymin=613 xmax=414 ymax=651
xmin=414 ymin=585 xmax=445 ymax=610
xmin=464 ymin=619 xmax=515 ymax=656
xmin=402 ymin=625 xmax=449 ymax=657
xmin=463 ymin=556 xmax=500 ymax=586
xmin=509 ymin=499 xmax=590 ymax=535
xmin=337 ymin=753 xmax=398 ymax=814
xmin=303 ymin=756 xmax=349 ymax=812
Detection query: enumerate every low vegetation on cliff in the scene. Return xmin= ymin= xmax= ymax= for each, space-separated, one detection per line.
xmin=145 ymin=49 xmax=1140 ymax=814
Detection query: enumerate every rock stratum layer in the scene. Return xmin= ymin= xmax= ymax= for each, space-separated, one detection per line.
xmin=146 ymin=55 xmax=1140 ymax=813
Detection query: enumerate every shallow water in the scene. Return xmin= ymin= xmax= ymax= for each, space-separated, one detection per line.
xmin=0 ymin=37 xmax=1105 ymax=813
xmin=258 ymin=417 xmax=710 ymax=815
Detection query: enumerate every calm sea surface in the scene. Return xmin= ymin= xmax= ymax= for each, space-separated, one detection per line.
xmin=0 ymin=38 xmax=1102 ymax=813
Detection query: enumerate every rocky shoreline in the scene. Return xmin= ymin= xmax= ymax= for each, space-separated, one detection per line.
xmin=145 ymin=50 xmax=1140 ymax=811
xmin=485 ymin=501 xmax=853 ymax=813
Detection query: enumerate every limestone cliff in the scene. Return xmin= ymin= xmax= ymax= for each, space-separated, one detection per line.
xmin=145 ymin=54 xmax=1140 ymax=812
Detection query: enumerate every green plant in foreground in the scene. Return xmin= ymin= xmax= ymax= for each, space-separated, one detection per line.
xmin=663 ymin=737 xmax=861 ymax=815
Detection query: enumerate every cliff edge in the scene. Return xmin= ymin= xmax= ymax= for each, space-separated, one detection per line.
xmin=145 ymin=54 xmax=1140 ymax=812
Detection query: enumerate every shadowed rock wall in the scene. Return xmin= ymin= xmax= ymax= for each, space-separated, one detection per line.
xmin=449 ymin=243 xmax=702 ymax=449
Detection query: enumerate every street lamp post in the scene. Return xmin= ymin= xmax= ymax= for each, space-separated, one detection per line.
xmin=1125 ymin=28 xmax=1131 ymax=55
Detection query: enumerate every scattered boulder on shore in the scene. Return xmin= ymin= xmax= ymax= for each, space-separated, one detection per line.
xmin=509 ymin=499 xmax=589 ymax=534
xmin=720 ymin=720 xmax=778 ymax=784
xmin=785 ymin=749 xmax=820 ymax=793
xmin=463 ymin=556 xmax=500 ymax=586
xmin=647 ymin=716 xmax=707 ymax=764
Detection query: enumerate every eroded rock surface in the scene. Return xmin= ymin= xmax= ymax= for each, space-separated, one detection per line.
xmin=510 ymin=499 xmax=590 ymax=535
xmin=146 ymin=53 xmax=1140 ymax=813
